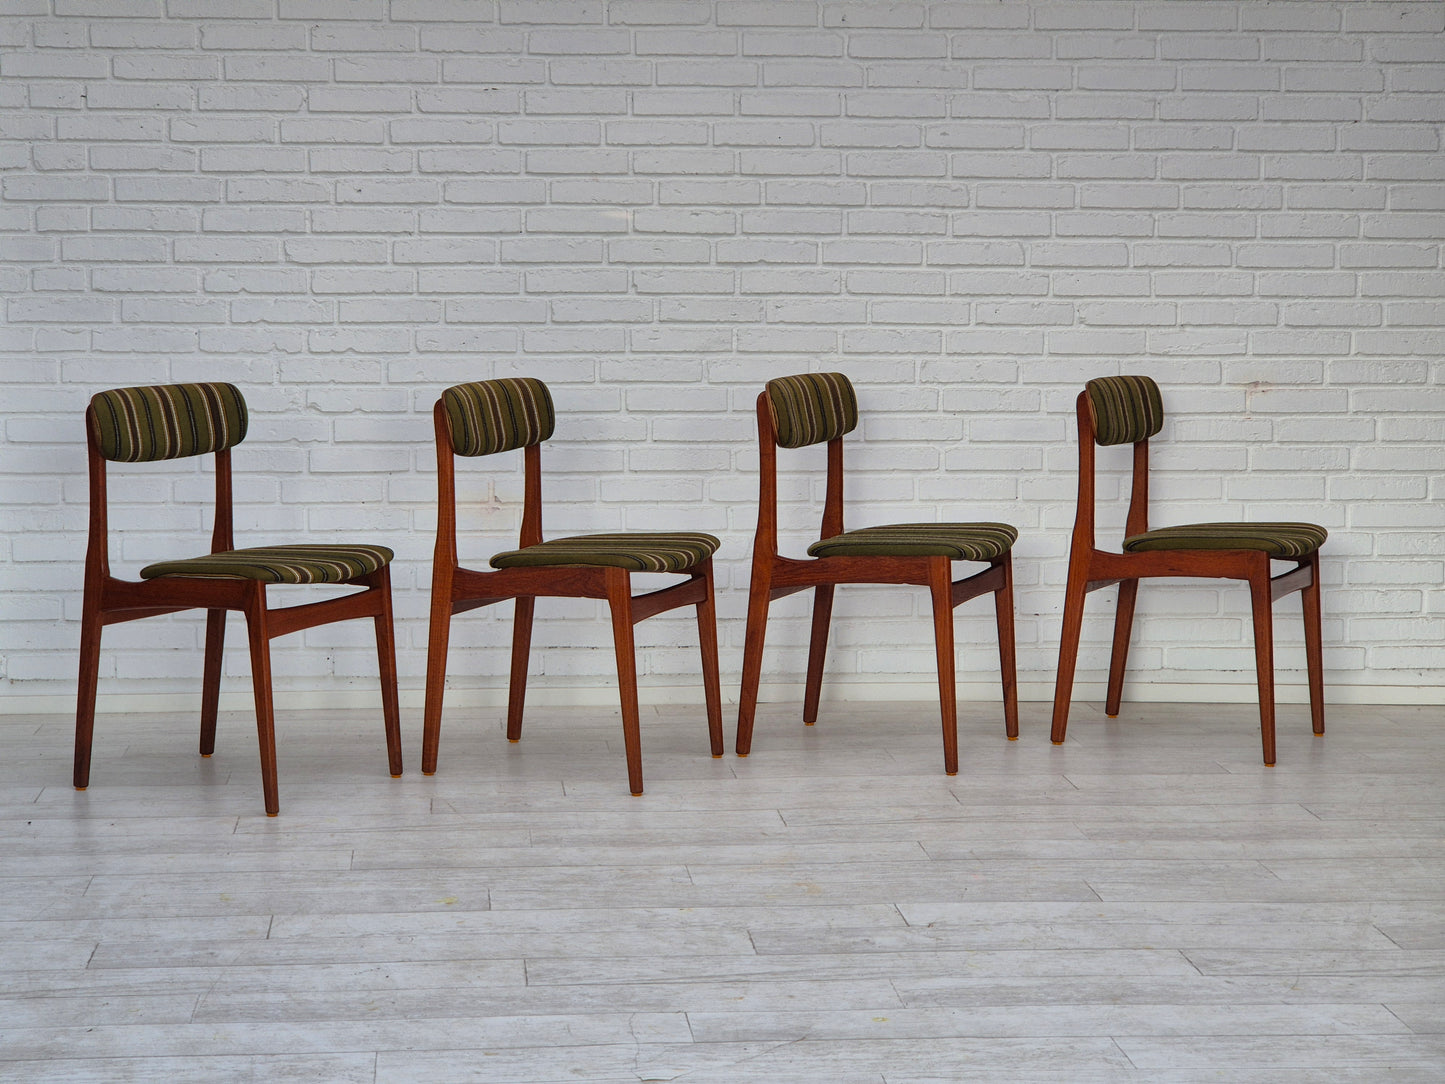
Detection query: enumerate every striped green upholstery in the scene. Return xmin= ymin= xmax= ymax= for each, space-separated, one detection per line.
xmin=1086 ymin=375 xmax=1165 ymax=447
xmin=442 ymin=378 xmax=555 ymax=458
xmin=808 ymin=523 xmax=1017 ymax=561
xmin=90 ymin=383 xmax=248 ymax=463
xmin=141 ymin=544 xmax=393 ymax=584
xmin=491 ymin=532 xmax=720 ymax=573
xmin=765 ymin=372 xmax=858 ymax=449
xmin=1123 ymin=523 xmax=1326 ymax=559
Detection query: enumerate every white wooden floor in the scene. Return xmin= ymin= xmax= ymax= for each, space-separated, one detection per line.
xmin=2 ymin=697 xmax=1443 ymax=1082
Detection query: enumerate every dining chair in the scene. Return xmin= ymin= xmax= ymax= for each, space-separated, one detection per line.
xmin=75 ymin=382 xmax=403 ymax=816
xmin=421 ymin=377 xmax=724 ymax=795
xmin=734 ymin=372 xmax=1019 ymax=773
xmin=1051 ymin=374 xmax=1326 ymax=764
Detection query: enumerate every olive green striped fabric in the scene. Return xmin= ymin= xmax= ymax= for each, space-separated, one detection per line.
xmin=90 ymin=383 xmax=248 ymax=463
xmin=765 ymin=372 xmax=859 ymax=449
xmin=1085 ymin=375 xmax=1165 ymax=447
xmin=141 ymin=544 xmax=393 ymax=584
xmin=1123 ymin=522 xmax=1326 ymax=559
xmin=808 ymin=523 xmax=1017 ymax=561
xmin=491 ymin=532 xmax=720 ymax=573
xmin=442 ymin=378 xmax=555 ymax=458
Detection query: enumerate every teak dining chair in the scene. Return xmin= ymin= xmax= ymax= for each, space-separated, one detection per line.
xmin=421 ymin=377 xmax=724 ymax=795
xmin=734 ymin=372 xmax=1019 ymax=773
xmin=75 ymin=382 xmax=403 ymax=816
xmin=1051 ymin=375 xmax=1327 ymax=764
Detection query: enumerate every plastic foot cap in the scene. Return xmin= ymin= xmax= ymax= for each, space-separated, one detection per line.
xmin=1051 ymin=740 xmax=1064 ymax=745
xmin=266 ymin=811 xmax=278 ymax=818
xmin=390 ymin=773 xmax=402 ymax=779
xmin=1007 ymin=735 xmax=1018 ymax=741
xmin=74 ymin=786 xmax=87 ymax=791
xmin=200 ymin=753 xmax=212 ymax=758
xmin=711 ymin=754 xmax=723 ymax=759
xmin=735 ymin=752 xmax=748 ymax=758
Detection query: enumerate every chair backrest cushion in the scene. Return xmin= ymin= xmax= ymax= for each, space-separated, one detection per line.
xmin=1085 ymin=375 xmax=1165 ymax=446
xmin=89 ymin=382 xmax=248 ymax=462
xmin=442 ymin=377 xmax=556 ymax=457
xmin=765 ymin=372 xmax=859 ymax=449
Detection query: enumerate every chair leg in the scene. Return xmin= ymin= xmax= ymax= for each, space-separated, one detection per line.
xmin=420 ymin=568 xmax=454 ymax=776
xmin=802 ymin=584 xmax=834 ymax=725
xmin=73 ymin=592 xmax=104 ymax=791
xmin=371 ymin=571 xmax=403 ymax=779
xmin=1051 ymin=554 xmax=1091 ymax=745
xmin=1105 ymin=580 xmax=1139 ymax=718
xmin=199 ymin=609 xmax=226 ymax=757
xmin=1301 ymin=554 xmax=1325 ymax=736
xmin=1248 ymin=561 xmax=1277 ymax=767
xmin=243 ymin=585 xmax=281 ymax=816
xmin=928 ymin=558 xmax=959 ymax=776
xmin=693 ymin=564 xmax=725 ymax=758
xmin=734 ymin=564 xmax=772 ymax=757
xmin=506 ymin=597 xmax=535 ymax=743
xmin=993 ymin=557 xmax=1019 ymax=740
xmin=605 ymin=569 xmax=644 ymax=796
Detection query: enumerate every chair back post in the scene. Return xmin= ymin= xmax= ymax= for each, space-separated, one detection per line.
xmin=83 ymin=412 xmax=112 ymax=585
xmin=211 ymin=448 xmax=234 ymax=554
xmin=1073 ymin=390 xmax=1098 ymax=553
xmin=520 ymin=442 xmax=543 ymax=548
xmin=821 ymin=437 xmax=844 ymax=540
xmin=1125 ymin=439 xmax=1150 ymax=539
xmin=753 ymin=391 xmax=779 ymax=559
xmin=432 ymin=400 xmax=459 ymax=567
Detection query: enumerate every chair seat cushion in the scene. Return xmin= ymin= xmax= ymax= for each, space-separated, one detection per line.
xmin=1122 ymin=522 xmax=1326 ymax=558
xmin=141 ymin=544 xmax=393 ymax=584
xmin=807 ymin=523 xmax=1017 ymax=561
xmin=491 ymin=532 xmax=720 ymax=573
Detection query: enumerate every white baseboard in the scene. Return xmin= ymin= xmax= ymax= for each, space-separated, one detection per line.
xmin=5 ymin=679 xmax=1442 ymax=716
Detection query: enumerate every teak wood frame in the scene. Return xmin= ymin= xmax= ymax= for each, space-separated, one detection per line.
xmin=1050 ymin=390 xmax=1325 ymax=765
xmin=421 ymin=401 xmax=724 ymax=796
xmin=74 ymin=418 xmax=403 ymax=817
xmin=735 ymin=391 xmax=1019 ymax=772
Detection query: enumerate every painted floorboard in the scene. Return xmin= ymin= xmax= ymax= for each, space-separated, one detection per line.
xmin=1 ymin=701 xmax=1441 ymax=1082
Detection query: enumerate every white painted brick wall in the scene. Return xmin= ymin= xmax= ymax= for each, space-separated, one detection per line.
xmin=2 ymin=0 xmax=1442 ymax=712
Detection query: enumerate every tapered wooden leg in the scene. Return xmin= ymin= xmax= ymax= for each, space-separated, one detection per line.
xmin=993 ymin=557 xmax=1019 ymax=740
xmin=734 ymin=563 xmax=772 ymax=757
xmin=802 ymin=584 xmax=834 ymax=725
xmin=1249 ymin=561 xmax=1277 ymax=767
xmin=73 ymin=591 xmax=103 ymax=791
xmin=929 ymin=558 xmax=959 ymax=776
xmin=506 ymin=596 xmax=535 ymax=743
xmin=1301 ymin=554 xmax=1325 ymax=736
xmin=693 ymin=563 xmax=725 ymax=758
xmin=370 ymin=570 xmax=403 ymax=778
xmin=1051 ymin=553 xmax=1091 ymax=745
xmin=420 ymin=565 xmax=454 ymax=775
xmin=1105 ymin=579 xmax=1139 ymax=717
xmin=243 ymin=586 xmax=280 ymax=816
xmin=605 ymin=569 xmax=644 ymax=795
xmin=199 ymin=608 xmax=226 ymax=757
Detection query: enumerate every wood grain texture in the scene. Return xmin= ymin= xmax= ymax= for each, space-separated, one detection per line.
xmin=2 ymin=701 xmax=1442 ymax=1081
